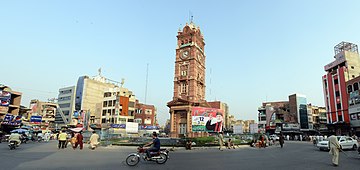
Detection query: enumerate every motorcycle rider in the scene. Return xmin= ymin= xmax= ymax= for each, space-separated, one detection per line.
xmin=9 ymin=132 xmax=21 ymax=147
xmin=143 ymin=132 xmax=160 ymax=160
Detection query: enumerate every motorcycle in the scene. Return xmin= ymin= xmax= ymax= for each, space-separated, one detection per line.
xmin=126 ymin=145 xmax=169 ymax=166
xmin=8 ymin=140 xmax=18 ymax=150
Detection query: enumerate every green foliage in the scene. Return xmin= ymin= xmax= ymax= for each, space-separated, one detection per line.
xmin=188 ymin=137 xmax=216 ymax=145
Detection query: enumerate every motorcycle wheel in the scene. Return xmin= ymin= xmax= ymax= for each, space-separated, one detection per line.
xmin=126 ymin=155 xmax=140 ymax=166
xmin=156 ymin=153 xmax=168 ymax=164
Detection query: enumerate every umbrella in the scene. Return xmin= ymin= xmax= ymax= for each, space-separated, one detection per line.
xmin=11 ymin=129 xmax=29 ymax=133
xmin=69 ymin=128 xmax=83 ymax=132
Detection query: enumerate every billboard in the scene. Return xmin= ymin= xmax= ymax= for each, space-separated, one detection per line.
xmin=250 ymin=123 xmax=258 ymax=134
xmin=126 ymin=122 xmax=139 ymax=134
xmin=1 ymin=114 xmax=22 ymax=126
xmin=30 ymin=116 xmax=42 ymax=124
xmin=233 ymin=125 xmax=243 ymax=134
xmin=192 ymin=107 xmax=224 ymax=132
xmin=0 ymin=90 xmax=11 ymax=107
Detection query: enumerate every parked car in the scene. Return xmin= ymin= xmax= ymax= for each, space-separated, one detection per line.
xmin=270 ymin=134 xmax=279 ymax=141
xmin=317 ymin=136 xmax=359 ymax=151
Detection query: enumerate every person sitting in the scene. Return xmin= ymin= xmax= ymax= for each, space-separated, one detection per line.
xmin=186 ymin=140 xmax=192 ymax=150
xmin=143 ymin=132 xmax=160 ymax=160
xmin=9 ymin=132 xmax=21 ymax=146
xmin=227 ymin=138 xmax=236 ymax=149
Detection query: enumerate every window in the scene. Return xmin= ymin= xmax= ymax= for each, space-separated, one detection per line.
xmin=103 ymin=101 xmax=107 ymax=107
xmin=181 ymin=82 xmax=187 ymax=93
xmin=108 ymin=100 xmax=113 ymax=107
xmin=104 ymin=92 xmax=111 ymax=97
xmin=107 ymin=109 xmax=111 ymax=114
xmin=102 ymin=110 xmax=106 ymax=116
xmin=113 ymin=100 xmax=116 ymax=106
xmin=335 ymin=91 xmax=340 ymax=97
xmin=136 ymin=109 xmax=142 ymax=114
xmin=58 ymin=96 xmax=71 ymax=101
xmin=334 ymin=79 xmax=339 ymax=85
xmin=337 ymin=103 xmax=342 ymax=110
xmin=338 ymin=115 xmax=343 ymax=121
xmin=59 ymin=103 xmax=71 ymax=108
xmin=102 ymin=118 xmax=106 ymax=123
xmin=63 ymin=110 xmax=70 ymax=116
xmin=352 ymin=75 xmax=355 ymax=78
xmin=112 ymin=109 xmax=115 ymax=115
xmin=354 ymin=83 xmax=359 ymax=91
xmin=348 ymin=85 xmax=353 ymax=93
xmin=351 ymin=66 xmax=355 ymax=69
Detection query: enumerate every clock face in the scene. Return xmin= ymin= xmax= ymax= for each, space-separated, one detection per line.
xmin=181 ymin=50 xmax=189 ymax=59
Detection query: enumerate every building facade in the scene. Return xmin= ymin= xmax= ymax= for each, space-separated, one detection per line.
xmin=346 ymin=75 xmax=360 ymax=136
xmin=134 ymin=101 xmax=157 ymax=126
xmin=289 ymin=94 xmax=309 ymax=129
xmin=258 ymin=101 xmax=289 ymax=134
xmin=74 ymin=75 xmax=120 ymax=127
xmin=0 ymin=85 xmax=22 ymax=132
xmin=167 ymin=22 xmax=210 ymax=138
xmin=29 ymin=99 xmax=57 ymax=132
xmin=100 ymin=87 xmax=136 ymax=127
xmin=322 ymin=42 xmax=360 ymax=135
xmin=56 ymin=86 xmax=76 ymax=125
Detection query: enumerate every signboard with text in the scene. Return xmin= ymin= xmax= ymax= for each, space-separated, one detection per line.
xmin=191 ymin=107 xmax=224 ymax=132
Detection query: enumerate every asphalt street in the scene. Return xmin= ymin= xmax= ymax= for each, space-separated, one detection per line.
xmin=0 ymin=140 xmax=359 ymax=170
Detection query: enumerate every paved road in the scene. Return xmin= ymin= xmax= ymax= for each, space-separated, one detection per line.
xmin=0 ymin=140 xmax=359 ymax=170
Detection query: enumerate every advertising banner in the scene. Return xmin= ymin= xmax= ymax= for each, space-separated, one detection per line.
xmin=1 ymin=114 xmax=21 ymax=126
xmin=110 ymin=124 xmax=126 ymax=129
xmin=0 ymin=90 xmax=11 ymax=107
xmin=30 ymin=116 xmax=42 ymax=124
xmin=139 ymin=125 xmax=159 ymax=130
xmin=250 ymin=123 xmax=258 ymax=134
xmin=126 ymin=122 xmax=139 ymax=133
xmin=191 ymin=107 xmax=224 ymax=132
xmin=233 ymin=125 xmax=243 ymax=134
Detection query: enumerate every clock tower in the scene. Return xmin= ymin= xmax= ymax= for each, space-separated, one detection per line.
xmin=167 ymin=22 xmax=210 ymax=138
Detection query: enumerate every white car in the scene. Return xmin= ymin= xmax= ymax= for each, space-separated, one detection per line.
xmin=317 ymin=136 xmax=359 ymax=151
xmin=269 ymin=134 xmax=279 ymax=141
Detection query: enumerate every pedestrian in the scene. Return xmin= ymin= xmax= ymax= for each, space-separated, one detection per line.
xmin=89 ymin=131 xmax=100 ymax=150
xmin=74 ymin=132 xmax=84 ymax=150
xmin=328 ymin=135 xmax=340 ymax=166
xmin=218 ymin=132 xmax=224 ymax=151
xmin=186 ymin=139 xmax=192 ymax=150
xmin=58 ymin=130 xmax=67 ymax=149
xmin=286 ymin=135 xmax=289 ymax=141
xmin=279 ymin=132 xmax=284 ymax=148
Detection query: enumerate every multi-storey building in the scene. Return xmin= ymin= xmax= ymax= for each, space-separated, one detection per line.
xmin=100 ymin=87 xmax=136 ymax=126
xmin=167 ymin=22 xmax=211 ymax=138
xmin=134 ymin=101 xmax=156 ymax=126
xmin=308 ymin=104 xmax=328 ymax=133
xmin=258 ymin=101 xmax=289 ymax=134
xmin=56 ymin=86 xmax=76 ymax=125
xmin=29 ymin=99 xmax=57 ymax=132
xmin=0 ymin=85 xmax=22 ymax=132
xmin=74 ymin=74 xmax=120 ymax=127
xmin=346 ymin=75 xmax=360 ymax=136
xmin=289 ymin=94 xmax=309 ymax=129
xmin=322 ymin=42 xmax=360 ymax=135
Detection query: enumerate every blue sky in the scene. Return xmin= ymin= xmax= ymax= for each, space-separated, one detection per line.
xmin=1 ymin=0 xmax=360 ymax=125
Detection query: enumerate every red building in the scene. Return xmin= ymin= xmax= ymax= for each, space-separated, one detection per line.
xmin=322 ymin=42 xmax=360 ymax=135
xmin=134 ymin=100 xmax=157 ymax=126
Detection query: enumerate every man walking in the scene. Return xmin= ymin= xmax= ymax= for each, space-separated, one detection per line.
xmin=89 ymin=131 xmax=99 ymax=150
xmin=74 ymin=132 xmax=84 ymax=150
xmin=218 ymin=132 xmax=224 ymax=151
xmin=58 ymin=130 xmax=67 ymax=149
xmin=279 ymin=132 xmax=285 ymax=148
xmin=328 ymin=135 xmax=340 ymax=166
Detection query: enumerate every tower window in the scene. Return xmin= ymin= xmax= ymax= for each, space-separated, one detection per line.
xmin=348 ymin=85 xmax=353 ymax=93
xmin=351 ymin=66 xmax=354 ymax=69
xmin=181 ymin=82 xmax=187 ymax=93
xmin=354 ymin=83 xmax=359 ymax=91
xmin=335 ymin=91 xmax=340 ymax=97
xmin=337 ymin=103 xmax=341 ymax=110
xmin=334 ymin=79 xmax=339 ymax=85
xmin=352 ymin=75 xmax=355 ymax=78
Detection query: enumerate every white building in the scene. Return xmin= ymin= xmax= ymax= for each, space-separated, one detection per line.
xmin=56 ymin=86 xmax=76 ymax=125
